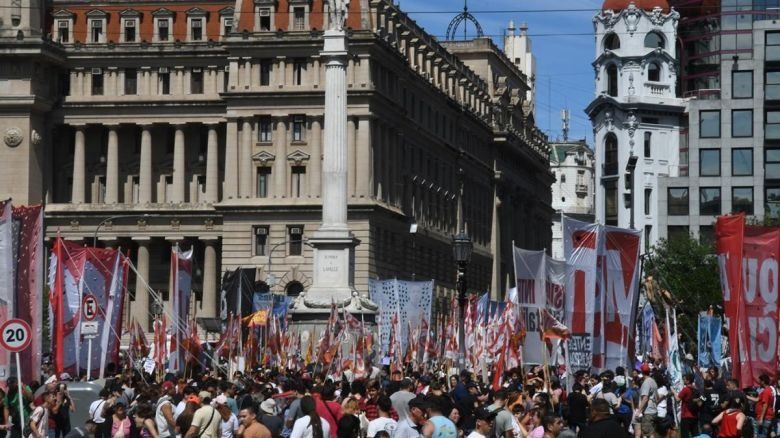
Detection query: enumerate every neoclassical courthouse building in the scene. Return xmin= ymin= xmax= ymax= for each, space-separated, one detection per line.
xmin=1 ymin=0 xmax=553 ymax=328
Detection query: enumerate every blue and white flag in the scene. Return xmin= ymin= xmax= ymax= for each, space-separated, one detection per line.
xmin=698 ymin=313 xmax=722 ymax=368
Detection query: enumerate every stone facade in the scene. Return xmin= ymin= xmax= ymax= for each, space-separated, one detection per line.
xmin=0 ymin=0 xmax=553 ymax=328
xmin=549 ymin=140 xmax=595 ymax=259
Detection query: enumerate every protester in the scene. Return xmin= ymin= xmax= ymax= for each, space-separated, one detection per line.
xmin=579 ymin=398 xmax=628 ymax=438
xmin=712 ymin=397 xmax=747 ymax=438
xmin=185 ymin=395 xmax=220 ymax=438
xmin=335 ymin=398 xmax=360 ymax=438
xmin=154 ymin=382 xmax=176 ymax=438
xmin=395 ymin=396 xmax=429 ymax=438
xmin=367 ymin=395 xmax=397 ymax=438
xmin=290 ymin=396 xmax=330 ymax=438
xmin=636 ymin=364 xmax=658 ymax=438
xmin=465 ymin=408 xmax=495 ymax=438
xmin=422 ymin=395 xmax=457 ymax=437
xmin=62 ymin=420 xmax=97 ymax=438
xmin=258 ymin=399 xmax=283 ymax=437
xmin=213 ymin=395 xmax=238 ymax=438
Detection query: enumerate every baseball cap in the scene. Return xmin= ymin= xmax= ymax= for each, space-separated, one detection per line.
xmin=198 ymin=391 xmax=212 ymax=401
xmin=408 ymin=395 xmax=431 ymax=411
xmin=474 ymin=407 xmax=498 ymax=421
xmin=211 ymin=395 xmax=228 ymax=407
xmin=260 ymin=399 xmax=276 ymax=415
xmin=640 ymin=363 xmax=651 ymax=374
xmin=162 ymin=381 xmax=175 ymax=391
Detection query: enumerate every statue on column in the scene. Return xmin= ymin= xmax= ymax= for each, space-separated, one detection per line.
xmin=327 ymin=0 xmax=350 ymax=31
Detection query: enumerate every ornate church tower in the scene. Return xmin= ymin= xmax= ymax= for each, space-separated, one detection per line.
xmin=586 ymin=0 xmax=685 ymax=248
xmin=0 ymin=0 xmax=61 ymax=204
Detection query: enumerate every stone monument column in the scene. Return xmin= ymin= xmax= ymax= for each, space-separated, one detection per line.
xmin=293 ymin=0 xmax=376 ymax=315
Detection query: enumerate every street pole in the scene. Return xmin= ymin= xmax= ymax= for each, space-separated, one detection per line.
xmin=457 ymin=264 xmax=467 ymax=371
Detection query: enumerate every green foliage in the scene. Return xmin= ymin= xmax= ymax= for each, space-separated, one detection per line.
xmin=644 ymin=235 xmax=721 ymax=344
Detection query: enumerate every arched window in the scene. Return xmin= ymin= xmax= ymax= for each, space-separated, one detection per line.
xmin=607 ymin=65 xmax=618 ymax=97
xmin=604 ymin=133 xmax=618 ymax=176
xmin=644 ymin=32 xmax=665 ymax=49
xmin=285 ymin=280 xmax=304 ymax=297
xmin=648 ymin=62 xmax=661 ymax=82
xmin=604 ymin=33 xmax=620 ymax=50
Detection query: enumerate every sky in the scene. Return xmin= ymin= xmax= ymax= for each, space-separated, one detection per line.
xmin=399 ymin=0 xmax=604 ymax=144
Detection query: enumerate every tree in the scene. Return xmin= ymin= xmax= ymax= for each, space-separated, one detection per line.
xmin=644 ymin=235 xmax=721 ymax=347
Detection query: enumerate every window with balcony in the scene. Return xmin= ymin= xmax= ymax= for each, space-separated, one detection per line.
xmin=253 ymin=226 xmax=269 ymax=256
xmin=288 ymin=226 xmax=303 ymax=256
xmin=733 ymin=187 xmax=754 ymax=214
xmin=91 ymin=69 xmax=103 ymax=95
xmin=668 ymin=188 xmax=689 ymax=216
xmin=124 ymin=68 xmax=137 ymax=95
xmin=647 ymin=63 xmax=660 ymax=82
xmin=732 ymin=109 xmax=753 ymax=137
xmin=732 ymin=148 xmax=753 ymax=176
xmin=260 ymin=60 xmax=272 ymax=86
xmin=604 ymin=133 xmax=618 ymax=176
xmin=732 ymin=71 xmax=752 ymax=98
xmin=292 ymin=115 xmax=305 ymax=142
xmin=767 ymin=111 xmax=780 ymax=139
xmin=699 ymin=110 xmax=720 ymax=138
xmin=258 ymin=118 xmax=272 ymax=142
xmin=256 ymin=167 xmax=271 ymax=197
xmin=699 ymin=187 xmax=721 ymax=216
xmin=191 ymin=69 xmax=204 ymax=94
xmin=699 ymin=149 xmax=720 ymax=176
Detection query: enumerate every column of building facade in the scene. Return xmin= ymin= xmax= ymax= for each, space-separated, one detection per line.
xmin=105 ymin=124 xmax=120 ymax=203
xmin=228 ymin=57 xmax=239 ymax=90
xmin=224 ymin=118 xmax=239 ymax=198
xmin=347 ymin=117 xmax=357 ymax=197
xmin=171 ymin=124 xmax=187 ymax=203
xmin=71 ymin=125 xmax=86 ymax=203
xmin=139 ymin=124 xmax=153 ymax=203
xmin=205 ymin=123 xmax=220 ymax=203
xmin=312 ymin=56 xmax=321 ymax=88
xmin=133 ymin=238 xmax=151 ymax=330
xmin=356 ymin=116 xmax=371 ymax=198
xmin=276 ymin=57 xmax=286 ymax=87
xmin=374 ymin=122 xmax=384 ymax=201
xmin=202 ymin=238 xmax=218 ymax=317
xmin=310 ymin=116 xmax=323 ymax=197
xmin=273 ymin=117 xmax=288 ymax=197
xmin=240 ymin=119 xmax=253 ymax=197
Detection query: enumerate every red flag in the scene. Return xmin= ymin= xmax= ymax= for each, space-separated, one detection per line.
xmin=52 ymin=236 xmax=65 ymax=374
xmin=153 ymin=315 xmax=167 ymax=368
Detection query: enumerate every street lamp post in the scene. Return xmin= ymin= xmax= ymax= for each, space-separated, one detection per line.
xmin=452 ymin=229 xmax=473 ymax=371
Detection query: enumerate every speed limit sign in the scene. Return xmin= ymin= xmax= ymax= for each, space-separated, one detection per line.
xmin=0 ymin=319 xmax=32 ymax=352
xmin=82 ymin=294 xmax=98 ymax=321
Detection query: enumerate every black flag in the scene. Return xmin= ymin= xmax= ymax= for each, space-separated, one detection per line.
xmin=219 ymin=268 xmax=256 ymax=320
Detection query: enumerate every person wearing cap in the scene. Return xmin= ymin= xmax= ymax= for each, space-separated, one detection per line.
xmin=258 ymin=399 xmax=282 ymax=437
xmin=155 ymin=382 xmax=176 ymax=438
xmin=184 ymin=394 xmax=220 ymax=438
xmin=236 ymin=405 xmax=270 ymax=438
xmin=367 ymin=396 xmax=397 ymax=438
xmin=465 ymin=408 xmax=496 ymax=438
xmin=636 ymin=363 xmax=658 ymax=438
xmin=175 ymin=388 xmax=198 ymax=421
xmin=394 ymin=396 xmax=429 ymax=438
xmin=391 ymin=379 xmax=416 ymax=423
xmin=212 ymin=395 xmax=238 ymax=438
xmin=217 ymin=384 xmax=239 ymax=417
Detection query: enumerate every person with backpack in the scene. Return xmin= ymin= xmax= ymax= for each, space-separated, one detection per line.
xmin=678 ymin=373 xmax=701 ymax=438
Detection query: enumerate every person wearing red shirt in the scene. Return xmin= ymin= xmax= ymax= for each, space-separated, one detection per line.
xmin=311 ymin=384 xmax=342 ymax=438
xmin=677 ymin=374 xmax=699 ymax=438
xmin=748 ymin=374 xmax=775 ymax=438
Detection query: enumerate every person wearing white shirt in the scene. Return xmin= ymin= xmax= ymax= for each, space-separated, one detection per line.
xmin=466 ymin=408 xmax=496 ymax=438
xmin=367 ymin=396 xmax=397 ymax=438
xmin=290 ymin=396 xmax=330 ymax=438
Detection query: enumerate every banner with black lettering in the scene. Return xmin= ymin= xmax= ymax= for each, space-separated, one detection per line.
xmin=513 ymin=247 xmax=546 ymax=365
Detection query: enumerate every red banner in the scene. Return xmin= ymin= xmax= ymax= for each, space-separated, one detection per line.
xmin=716 ymin=214 xmax=780 ymax=385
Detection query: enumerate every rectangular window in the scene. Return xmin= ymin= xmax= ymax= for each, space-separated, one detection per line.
xmin=699 ymin=110 xmax=721 ymax=138
xmin=668 ymin=226 xmax=690 ymax=241
xmin=732 ymin=187 xmax=754 ymax=214
xmin=644 ymin=132 xmax=651 ymax=158
xmin=124 ymin=68 xmax=137 ymax=95
xmin=767 ymin=32 xmax=780 ymax=61
xmin=644 ymin=188 xmax=651 ymax=215
xmin=159 ymin=70 xmax=170 ymax=95
xmin=699 ymin=187 xmax=722 ymax=216
xmin=668 ymin=187 xmax=689 ymax=216
xmin=293 ymin=7 xmax=305 ymax=30
xmin=732 ymin=71 xmax=752 ymax=98
xmin=732 ymin=148 xmax=753 ymax=176
xmin=191 ymin=19 xmax=203 ymax=41
xmin=256 ymin=167 xmax=271 ymax=198
xmin=288 ymin=226 xmax=303 ymax=256
xmin=291 ymin=166 xmax=306 ymax=197
xmin=259 ymin=8 xmax=272 ymax=31
xmin=293 ymin=60 xmax=305 ymax=86
xmin=767 ymin=111 xmax=780 ymax=140
xmin=767 ymin=71 xmax=780 ymax=100
xmin=90 ymin=20 xmax=103 ymax=43
xmin=699 ymin=149 xmax=721 ymax=176
xmin=699 ymin=225 xmax=715 ymax=246
xmin=253 ymin=226 xmax=269 ymax=256
xmin=158 ymin=19 xmax=169 ymax=41
xmin=604 ymin=180 xmax=618 ymax=226
xmin=91 ymin=69 xmax=103 ymax=95
xmin=124 ymin=19 xmax=136 ymax=42
xmin=223 ymin=18 xmax=233 ymax=36
xmin=191 ymin=69 xmax=204 ymax=94
xmin=259 ymin=118 xmax=272 ymax=142
xmin=767 ymin=186 xmax=780 ymax=217
xmin=58 ymin=21 xmax=70 ymax=43
xmin=260 ymin=60 xmax=272 ymax=86
xmin=644 ymin=225 xmax=652 ymax=253
xmin=732 ymin=109 xmax=753 ymax=137
xmin=767 ymin=149 xmax=780 ymax=179
xmin=292 ymin=115 xmax=305 ymax=142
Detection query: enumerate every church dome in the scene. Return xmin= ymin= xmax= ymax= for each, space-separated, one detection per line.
xmin=602 ymin=0 xmax=670 ymax=12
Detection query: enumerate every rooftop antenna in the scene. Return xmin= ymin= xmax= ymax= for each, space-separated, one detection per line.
xmin=561 ymin=108 xmax=570 ymax=142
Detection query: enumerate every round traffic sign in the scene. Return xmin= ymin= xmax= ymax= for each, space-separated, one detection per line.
xmin=0 ymin=319 xmax=32 ymax=352
xmin=82 ymin=294 xmax=98 ymax=321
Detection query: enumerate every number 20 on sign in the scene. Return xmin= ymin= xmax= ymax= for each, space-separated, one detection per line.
xmin=0 ymin=318 xmax=32 ymax=437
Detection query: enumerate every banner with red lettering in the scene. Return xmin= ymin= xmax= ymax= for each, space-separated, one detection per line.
xmin=513 ymin=247 xmax=546 ymax=365
xmin=563 ymin=216 xmax=602 ymax=370
xmin=602 ymin=225 xmax=641 ymax=370
xmin=716 ymin=214 xmax=779 ymax=385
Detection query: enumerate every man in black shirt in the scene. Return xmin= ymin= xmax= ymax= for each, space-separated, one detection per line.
xmin=566 ymin=383 xmax=589 ymax=434
xmin=579 ymin=399 xmax=630 ymax=438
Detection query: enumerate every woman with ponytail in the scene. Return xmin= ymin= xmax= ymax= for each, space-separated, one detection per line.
xmin=291 ymin=396 xmax=331 ymax=438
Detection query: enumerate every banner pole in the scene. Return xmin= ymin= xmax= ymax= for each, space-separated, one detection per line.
xmin=87 ymin=337 xmax=93 ymax=380
xmin=16 ymin=352 xmax=25 ymax=433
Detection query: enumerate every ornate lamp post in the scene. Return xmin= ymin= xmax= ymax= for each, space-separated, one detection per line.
xmin=452 ymin=229 xmax=473 ymax=370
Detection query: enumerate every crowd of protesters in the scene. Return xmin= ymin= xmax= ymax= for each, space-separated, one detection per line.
xmin=1 ymin=358 xmax=778 ymax=438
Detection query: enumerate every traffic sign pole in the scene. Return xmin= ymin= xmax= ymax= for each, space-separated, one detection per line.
xmin=1 ymin=319 xmax=32 ymax=436
xmin=15 ymin=351 xmax=24 ymax=434
xmin=86 ymin=338 xmax=92 ymax=381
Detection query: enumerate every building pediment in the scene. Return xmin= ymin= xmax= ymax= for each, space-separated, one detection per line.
xmin=186 ymin=7 xmax=208 ymax=17
xmin=287 ymin=150 xmax=310 ymax=164
xmin=119 ymin=9 xmax=141 ymax=18
xmin=52 ymin=9 xmax=75 ymax=19
xmin=152 ymin=8 xmax=174 ymax=17
xmin=219 ymin=7 xmax=235 ymax=16
xmin=252 ymin=150 xmax=275 ymax=164
xmin=254 ymin=0 xmax=278 ymax=5
xmin=85 ymin=9 xmax=108 ymax=18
